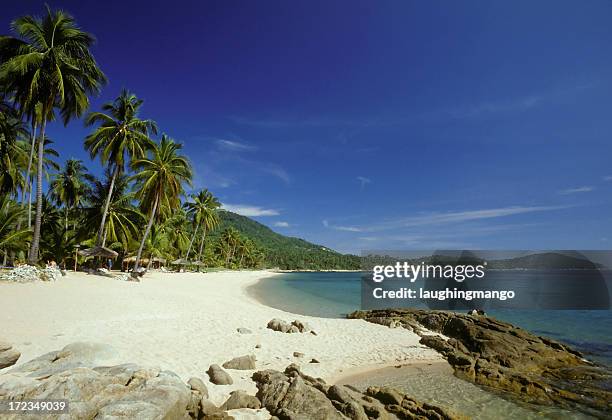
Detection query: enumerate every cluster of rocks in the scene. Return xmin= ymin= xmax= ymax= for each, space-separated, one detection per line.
xmin=0 ymin=339 xmax=20 ymax=369
xmin=267 ymin=318 xmax=315 ymax=334
xmin=349 ymin=309 xmax=612 ymax=418
xmin=253 ymin=363 xmax=462 ymax=419
xmin=0 ymin=340 xmax=461 ymax=420
xmin=0 ymin=265 xmax=63 ymax=283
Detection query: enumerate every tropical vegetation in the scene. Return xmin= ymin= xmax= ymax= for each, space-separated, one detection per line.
xmin=0 ymin=6 xmax=359 ymax=272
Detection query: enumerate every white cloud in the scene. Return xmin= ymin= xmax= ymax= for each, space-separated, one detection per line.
xmin=558 ymin=186 xmax=594 ymax=195
xmin=273 ymin=221 xmax=290 ymax=228
xmin=222 ymin=204 xmax=279 ymax=217
xmin=215 ymin=139 xmax=257 ymax=152
xmin=357 ymin=176 xmax=371 ymax=189
xmin=323 ymin=205 xmax=566 ymax=233
xmin=603 ymin=176 xmax=612 ymax=182
xmin=262 ymin=164 xmax=291 ymax=184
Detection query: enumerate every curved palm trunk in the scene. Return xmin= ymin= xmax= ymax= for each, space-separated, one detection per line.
xmin=197 ymin=227 xmax=207 ymax=261
xmin=184 ymin=222 xmax=199 ymax=260
xmin=133 ymin=195 xmax=159 ymax=274
xmin=97 ymin=165 xmax=118 ymax=246
xmin=28 ymin=121 xmax=46 ymax=265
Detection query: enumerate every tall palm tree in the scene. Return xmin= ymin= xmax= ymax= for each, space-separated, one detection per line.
xmin=49 ymin=158 xmax=93 ymax=234
xmin=184 ymin=189 xmax=220 ymax=261
xmin=0 ymin=7 xmax=106 ymax=264
xmin=132 ymin=135 xmax=192 ymax=272
xmin=83 ymin=170 xmax=144 ymax=248
xmin=84 ymin=90 xmax=156 ymax=246
xmin=22 ymin=136 xmax=59 ymax=228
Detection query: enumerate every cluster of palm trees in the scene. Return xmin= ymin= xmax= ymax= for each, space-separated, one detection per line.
xmin=0 ymin=7 xmax=264 ymax=270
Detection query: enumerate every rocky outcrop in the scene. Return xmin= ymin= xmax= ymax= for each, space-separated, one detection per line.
xmin=0 ymin=265 xmax=63 ymax=283
xmin=207 ymin=364 xmax=233 ymax=385
xmin=267 ymin=318 xmax=312 ymax=334
xmin=0 ymin=340 xmax=20 ymax=369
xmin=222 ymin=354 xmax=256 ymax=370
xmin=0 ymin=343 xmax=238 ymax=419
xmin=252 ymin=363 xmax=463 ymax=420
xmin=349 ymin=309 xmax=612 ymax=418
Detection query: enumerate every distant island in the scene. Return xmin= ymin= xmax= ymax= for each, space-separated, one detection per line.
xmin=362 ymin=252 xmax=605 ymax=270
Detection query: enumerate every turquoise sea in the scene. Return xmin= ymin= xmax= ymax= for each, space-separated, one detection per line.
xmin=249 ymin=271 xmax=611 ymax=419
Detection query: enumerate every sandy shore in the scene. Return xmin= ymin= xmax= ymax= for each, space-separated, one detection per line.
xmin=0 ymin=270 xmax=442 ymax=407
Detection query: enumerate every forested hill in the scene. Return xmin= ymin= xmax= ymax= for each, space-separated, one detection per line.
xmin=213 ymin=210 xmax=361 ymax=270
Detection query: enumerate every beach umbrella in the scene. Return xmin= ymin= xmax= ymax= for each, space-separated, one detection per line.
xmin=171 ymin=258 xmax=191 ymax=265
xmin=78 ymin=246 xmax=119 ymax=258
xmin=123 ymin=256 xmax=136 ymax=263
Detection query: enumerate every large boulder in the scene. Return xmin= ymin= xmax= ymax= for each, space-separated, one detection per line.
xmin=222 ymin=355 xmax=256 ymax=370
xmin=207 ymin=364 xmax=233 ymax=385
xmin=0 ymin=354 xmax=192 ymax=419
xmin=0 ymin=340 xmax=20 ymax=369
xmin=252 ymin=364 xmax=461 ymax=420
xmin=188 ymin=376 xmax=209 ymax=398
xmin=349 ymin=309 xmax=612 ymax=418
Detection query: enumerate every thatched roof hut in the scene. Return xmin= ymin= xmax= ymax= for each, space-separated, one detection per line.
xmin=78 ymin=246 xmax=118 ymax=258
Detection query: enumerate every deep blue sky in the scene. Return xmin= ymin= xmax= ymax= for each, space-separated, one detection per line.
xmin=3 ymin=1 xmax=612 ymax=253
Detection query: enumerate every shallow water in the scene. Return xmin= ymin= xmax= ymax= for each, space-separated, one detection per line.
xmin=342 ymin=364 xmax=591 ymax=420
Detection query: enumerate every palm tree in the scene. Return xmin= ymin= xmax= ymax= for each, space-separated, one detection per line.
xmin=0 ymin=195 xmax=31 ymax=264
xmin=0 ymin=101 xmax=27 ymax=197
xmin=132 ymin=135 xmax=192 ymax=272
xmin=21 ymin=136 xmax=59 ymax=228
xmin=49 ymin=159 xmax=93 ymax=234
xmin=184 ymin=189 xmax=220 ymax=261
xmin=83 ymin=170 xmax=144 ymax=248
xmin=0 ymin=7 xmax=107 ymax=264
xmin=84 ymin=90 xmax=156 ymax=246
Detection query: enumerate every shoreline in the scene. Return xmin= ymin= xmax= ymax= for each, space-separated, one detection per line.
xmin=0 ymin=269 xmax=443 ymax=407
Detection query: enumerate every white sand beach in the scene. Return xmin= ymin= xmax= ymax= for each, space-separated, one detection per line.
xmin=0 ymin=270 xmax=442 ymax=407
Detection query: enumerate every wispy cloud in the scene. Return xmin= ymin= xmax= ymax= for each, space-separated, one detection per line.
xmin=262 ymin=164 xmax=291 ymax=184
xmin=324 ymin=205 xmax=566 ymax=233
xmin=558 ymin=186 xmax=594 ymax=195
xmin=222 ymin=204 xmax=279 ymax=217
xmin=603 ymin=176 xmax=612 ymax=182
xmin=357 ymin=176 xmax=371 ymax=189
xmin=215 ymin=139 xmax=257 ymax=152
xmin=273 ymin=221 xmax=290 ymax=228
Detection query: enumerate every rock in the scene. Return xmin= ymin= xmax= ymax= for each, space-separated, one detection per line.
xmin=267 ymin=318 xmax=293 ymax=333
xmin=291 ymin=319 xmax=311 ymax=333
xmin=222 ymin=354 xmax=256 ymax=370
xmin=267 ymin=318 xmax=313 ymax=334
xmin=0 ymin=346 xmax=192 ymax=419
xmin=221 ymin=390 xmax=261 ymax=410
xmin=255 ymin=344 xmax=262 ymax=349
xmin=252 ymin=364 xmax=462 ymax=420
xmin=0 ymin=340 xmax=20 ymax=369
xmin=293 ymin=352 xmax=304 ymax=358
xmin=206 ymin=364 xmax=233 ymax=385
xmin=349 ymin=309 xmax=612 ymax=418
xmin=200 ymin=399 xmax=222 ymax=416
xmin=237 ymin=327 xmax=252 ymax=334
xmin=309 ymin=358 xmax=320 ymax=364
xmin=188 ymin=376 xmax=209 ymax=398
xmin=8 ymin=342 xmax=116 ymax=378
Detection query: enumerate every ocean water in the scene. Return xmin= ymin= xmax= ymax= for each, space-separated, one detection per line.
xmin=248 ymin=271 xmax=611 ymax=419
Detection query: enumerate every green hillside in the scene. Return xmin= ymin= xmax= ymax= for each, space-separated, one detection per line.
xmin=211 ymin=210 xmax=360 ymax=270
